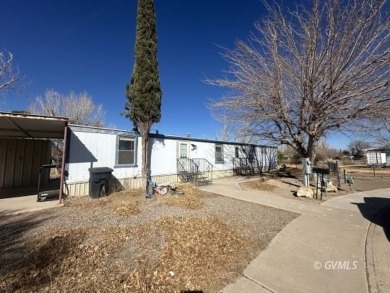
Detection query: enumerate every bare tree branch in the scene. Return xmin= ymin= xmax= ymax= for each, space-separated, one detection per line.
xmin=207 ymin=0 xmax=390 ymax=162
xmin=0 ymin=51 xmax=19 ymax=97
xmin=30 ymin=89 xmax=105 ymax=126
xmin=363 ymin=117 xmax=390 ymax=146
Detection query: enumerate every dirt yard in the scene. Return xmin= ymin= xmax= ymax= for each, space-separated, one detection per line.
xmin=240 ymin=166 xmax=390 ymax=203
xmin=0 ymin=184 xmax=298 ymax=293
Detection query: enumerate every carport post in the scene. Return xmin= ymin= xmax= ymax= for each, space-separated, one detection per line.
xmin=59 ymin=124 xmax=68 ymax=203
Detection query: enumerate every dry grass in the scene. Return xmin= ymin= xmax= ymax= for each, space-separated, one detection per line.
xmin=156 ymin=184 xmax=208 ymax=210
xmin=0 ymin=184 xmax=298 ymax=293
xmin=119 ymin=217 xmax=255 ymax=292
xmin=65 ymin=188 xmax=145 ymax=216
xmin=239 ymin=179 xmax=278 ymax=192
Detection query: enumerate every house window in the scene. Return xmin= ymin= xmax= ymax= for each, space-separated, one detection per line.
xmin=179 ymin=142 xmax=188 ymax=159
xmin=235 ymin=147 xmax=239 ymax=158
xmin=215 ymin=144 xmax=224 ymax=164
xmin=117 ymin=136 xmax=136 ymax=165
xmin=248 ymin=146 xmax=256 ymax=163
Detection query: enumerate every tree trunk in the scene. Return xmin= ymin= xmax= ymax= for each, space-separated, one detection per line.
xmin=307 ymin=136 xmax=317 ymax=165
xmin=141 ymin=132 xmax=149 ymax=177
xmin=138 ymin=123 xmax=151 ymax=197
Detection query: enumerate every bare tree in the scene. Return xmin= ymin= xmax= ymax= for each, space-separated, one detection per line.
xmin=348 ymin=140 xmax=372 ymax=152
xmin=315 ymin=140 xmax=339 ymax=162
xmin=377 ymin=120 xmax=390 ymax=146
xmin=348 ymin=139 xmax=372 ymax=159
xmin=30 ymin=90 xmax=105 ymax=164
xmin=207 ymin=0 xmax=390 ymax=163
xmin=30 ymin=89 xmax=105 ymax=126
xmin=365 ymin=118 xmax=390 ymax=146
xmin=0 ymin=51 xmax=19 ymax=97
xmin=216 ymin=120 xmax=260 ymax=144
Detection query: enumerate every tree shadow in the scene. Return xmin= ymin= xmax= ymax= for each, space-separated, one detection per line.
xmin=109 ymin=174 xmax=125 ymax=193
xmin=0 ymin=212 xmax=85 ymax=291
xmin=353 ymin=197 xmax=390 ymax=241
xmin=0 ymin=212 xmax=50 ymax=275
xmin=65 ymin=130 xmax=97 ymax=164
xmin=274 ymin=169 xmax=297 ymax=179
xmin=0 ymin=186 xmax=37 ymax=199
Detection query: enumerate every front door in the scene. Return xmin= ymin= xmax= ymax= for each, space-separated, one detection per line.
xmin=178 ymin=141 xmax=189 ymax=159
xmin=177 ymin=141 xmax=190 ymax=180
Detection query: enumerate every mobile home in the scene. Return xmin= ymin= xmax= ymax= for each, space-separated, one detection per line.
xmin=65 ymin=125 xmax=278 ymax=196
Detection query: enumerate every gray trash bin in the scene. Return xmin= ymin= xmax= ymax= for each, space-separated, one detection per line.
xmin=89 ymin=167 xmax=113 ymax=198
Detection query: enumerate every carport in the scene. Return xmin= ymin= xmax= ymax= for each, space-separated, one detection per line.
xmin=0 ymin=112 xmax=68 ymax=203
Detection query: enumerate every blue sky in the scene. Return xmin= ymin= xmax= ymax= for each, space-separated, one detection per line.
xmin=1 ymin=0 xmax=352 ymax=149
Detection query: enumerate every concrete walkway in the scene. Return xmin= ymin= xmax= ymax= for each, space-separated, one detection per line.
xmin=0 ymin=195 xmax=61 ymax=216
xmin=199 ymin=177 xmax=390 ymax=293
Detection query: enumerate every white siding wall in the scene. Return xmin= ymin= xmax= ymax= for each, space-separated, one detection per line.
xmin=187 ymin=140 xmax=234 ymax=170
xmin=150 ymin=138 xmax=276 ymax=176
xmin=366 ymin=151 xmax=386 ymax=165
xmin=256 ymin=146 xmax=278 ymax=170
xmin=67 ymin=129 xmax=277 ymax=183
xmin=149 ymin=138 xmax=237 ymax=174
xmin=149 ymin=138 xmax=177 ymax=175
xmin=66 ymin=128 xmax=277 ymax=196
xmin=149 ymin=138 xmax=278 ymax=173
xmin=66 ymin=130 xmax=141 ymax=183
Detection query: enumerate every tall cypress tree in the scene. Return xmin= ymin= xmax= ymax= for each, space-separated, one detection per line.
xmin=125 ymin=0 xmax=162 ymax=194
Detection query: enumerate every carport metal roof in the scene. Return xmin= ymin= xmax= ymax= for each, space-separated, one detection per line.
xmin=0 ymin=112 xmax=68 ymax=139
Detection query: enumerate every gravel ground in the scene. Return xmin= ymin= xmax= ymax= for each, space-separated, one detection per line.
xmin=0 ymin=184 xmax=298 ymax=293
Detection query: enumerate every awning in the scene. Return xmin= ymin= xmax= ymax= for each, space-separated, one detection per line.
xmin=0 ymin=112 xmax=68 ymax=139
xmin=0 ymin=112 xmax=69 ymax=203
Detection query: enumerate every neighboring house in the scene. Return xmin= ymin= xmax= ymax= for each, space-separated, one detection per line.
xmin=65 ymin=124 xmax=278 ymax=196
xmin=365 ymin=148 xmax=390 ymax=166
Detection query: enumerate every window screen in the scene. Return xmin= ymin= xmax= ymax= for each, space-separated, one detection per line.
xmin=179 ymin=142 xmax=188 ymax=159
xmin=235 ymin=147 xmax=239 ymax=158
xmin=117 ymin=137 xmax=135 ymax=165
xmin=215 ymin=144 xmax=224 ymax=163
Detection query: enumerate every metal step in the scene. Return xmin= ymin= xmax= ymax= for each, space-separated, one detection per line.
xmin=195 ymin=179 xmax=212 ymax=186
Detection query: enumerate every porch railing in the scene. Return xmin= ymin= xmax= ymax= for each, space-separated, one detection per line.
xmin=177 ymin=158 xmax=213 ymax=185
